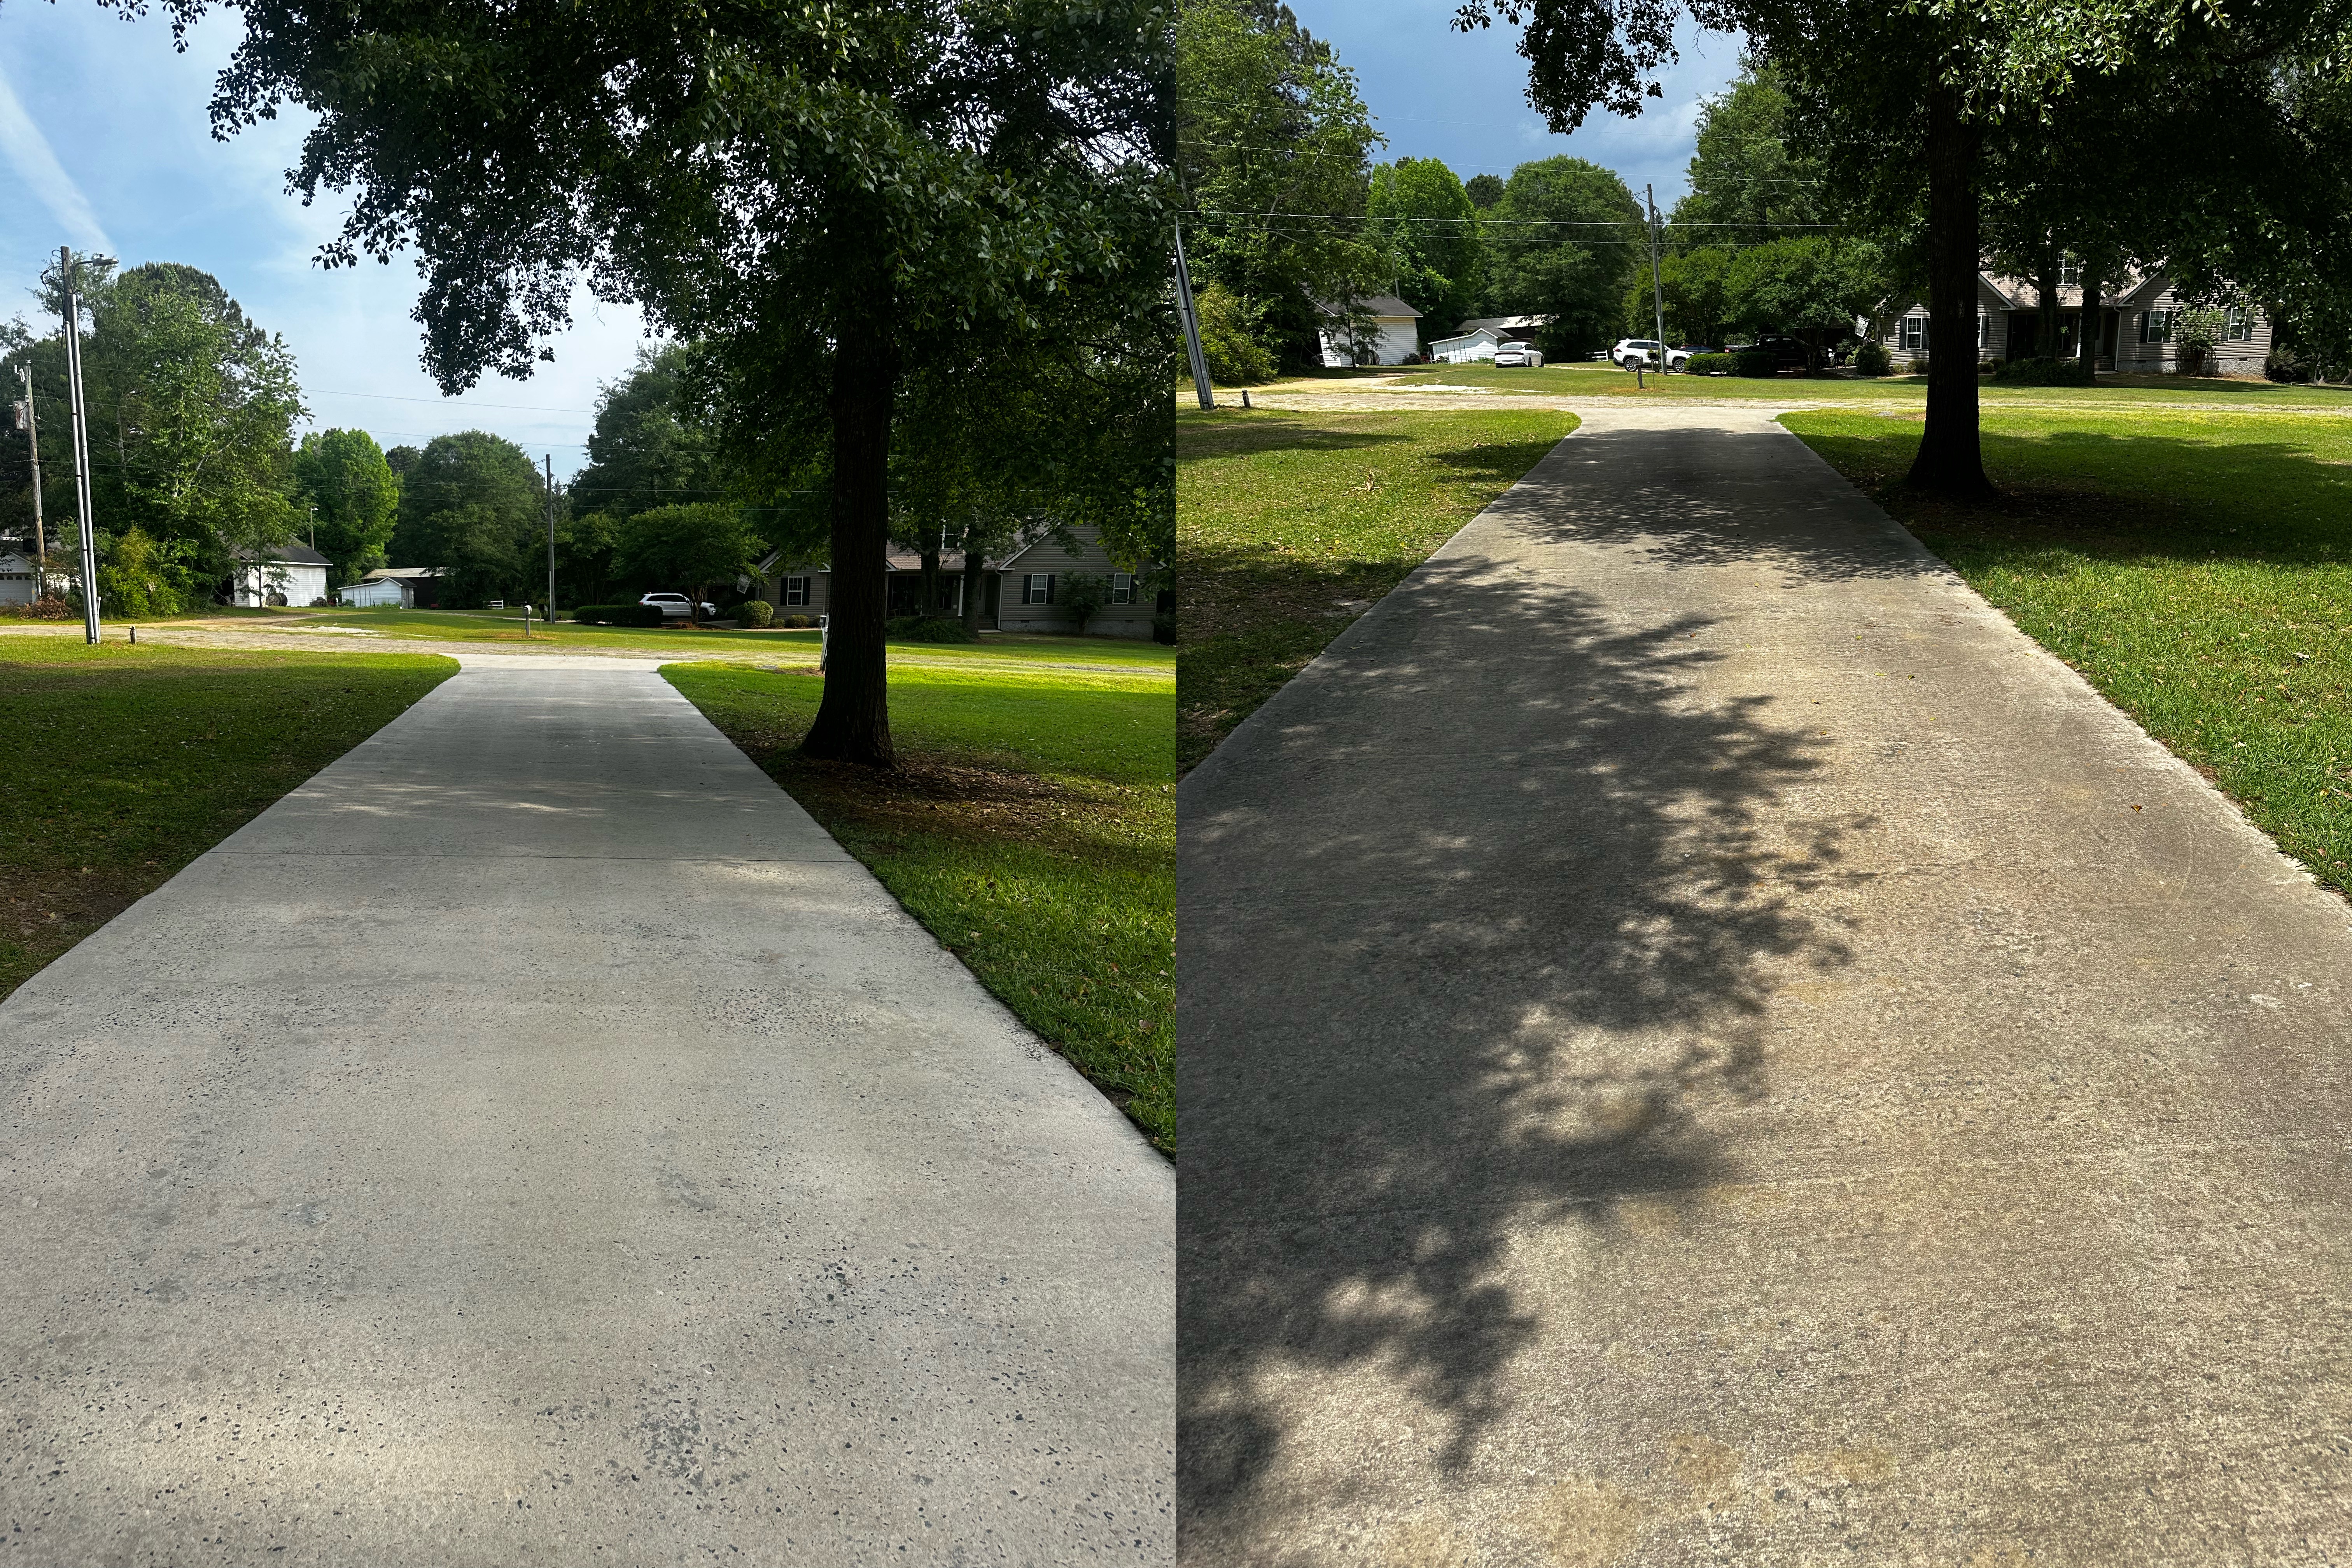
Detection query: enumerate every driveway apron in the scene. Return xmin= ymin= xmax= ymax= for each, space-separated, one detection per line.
xmin=2 ymin=654 xmax=1172 ymax=1564
xmin=1178 ymin=404 xmax=2352 ymax=1564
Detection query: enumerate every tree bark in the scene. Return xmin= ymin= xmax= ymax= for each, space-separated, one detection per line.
xmin=2079 ymin=273 xmax=2102 ymax=374
xmin=1906 ymin=86 xmax=1993 ymax=498
xmin=959 ymin=516 xmax=987 ymax=635
xmin=919 ymin=537 xmax=942 ymax=617
xmin=2035 ymin=245 xmax=2061 ymax=358
xmin=801 ymin=298 xmax=899 ymax=767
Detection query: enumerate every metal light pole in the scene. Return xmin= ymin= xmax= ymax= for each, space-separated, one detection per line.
xmin=1173 ymin=222 xmax=1216 ymax=411
xmin=59 ymin=247 xmax=100 ymax=644
xmin=1646 ymin=184 xmax=1669 ymax=374
xmin=544 ymin=452 xmax=556 ymax=616
xmin=16 ymin=364 xmax=43 ymax=593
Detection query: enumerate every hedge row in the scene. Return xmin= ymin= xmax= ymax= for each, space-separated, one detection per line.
xmin=572 ymin=603 xmax=667 ymax=626
xmin=1684 ymin=352 xmax=1738 ymax=376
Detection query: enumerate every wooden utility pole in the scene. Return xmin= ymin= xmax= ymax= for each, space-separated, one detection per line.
xmin=1173 ymin=222 xmax=1216 ymax=411
xmin=16 ymin=364 xmax=43 ymax=593
xmin=1646 ymin=184 xmax=1668 ymax=370
xmin=544 ymin=452 xmax=556 ymax=615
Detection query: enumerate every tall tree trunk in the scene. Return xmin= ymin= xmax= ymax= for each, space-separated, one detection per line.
xmin=802 ymin=297 xmax=899 ymax=767
xmin=919 ymin=537 xmax=942 ymax=617
xmin=2035 ymin=243 xmax=2060 ymax=359
xmin=1907 ymin=87 xmax=1993 ymax=498
xmin=959 ymin=516 xmax=987 ymax=635
xmin=2079 ymin=273 xmax=2102 ymax=374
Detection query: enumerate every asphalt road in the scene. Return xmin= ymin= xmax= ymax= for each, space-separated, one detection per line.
xmin=1 ymin=653 xmax=1172 ymax=1564
xmin=1178 ymin=404 xmax=2352 ymax=1566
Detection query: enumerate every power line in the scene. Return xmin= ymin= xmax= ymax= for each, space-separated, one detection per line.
xmin=1190 ymin=207 xmax=1840 ymax=228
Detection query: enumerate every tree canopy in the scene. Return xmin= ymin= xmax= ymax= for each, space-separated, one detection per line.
xmin=138 ymin=0 xmax=1171 ymax=766
xmin=391 ymin=431 xmax=546 ymax=608
xmin=293 ymin=429 xmax=399 ymax=588
xmin=1368 ymin=158 xmax=1486 ymax=342
xmin=1483 ymin=156 xmax=1643 ymax=358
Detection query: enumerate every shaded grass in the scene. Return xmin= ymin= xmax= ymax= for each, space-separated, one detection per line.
xmin=262 ymin=606 xmax=1176 ymax=669
xmin=0 ymin=637 xmax=458 ymax=1000
xmin=1384 ymin=360 xmax=2352 ymax=407
xmin=667 ymin=661 xmax=1174 ymax=1153
xmin=1178 ymin=406 xmax=1575 ymax=772
xmin=1784 ymin=407 xmax=2352 ymax=897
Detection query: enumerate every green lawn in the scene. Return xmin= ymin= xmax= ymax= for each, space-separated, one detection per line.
xmin=1376 ymin=360 xmax=2352 ymax=408
xmin=1784 ymin=406 xmax=2352 ymax=897
xmin=0 ymin=637 xmax=458 ymax=1001
xmin=667 ymin=660 xmax=1175 ymax=1153
xmin=1178 ymin=405 xmax=1575 ymax=772
xmin=257 ymin=606 xmax=1175 ymax=671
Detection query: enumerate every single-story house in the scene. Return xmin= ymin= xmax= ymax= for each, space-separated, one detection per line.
xmin=1426 ymin=326 xmax=1502 ymax=364
xmin=1875 ymin=271 xmax=2272 ymax=374
xmin=1456 ymin=314 xmax=1553 ymax=343
xmin=1317 ymin=294 xmax=1423 ymax=367
xmin=229 ymin=542 xmax=331 ymax=608
xmin=757 ymin=522 xmax=1160 ymax=639
xmin=0 ymin=548 xmax=38 ymax=606
xmin=337 ymin=566 xmax=449 ymax=609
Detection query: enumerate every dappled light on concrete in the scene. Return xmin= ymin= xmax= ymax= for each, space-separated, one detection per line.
xmin=1179 ymin=404 xmax=2352 ymax=1564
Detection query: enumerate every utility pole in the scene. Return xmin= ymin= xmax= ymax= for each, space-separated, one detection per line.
xmin=59 ymin=247 xmax=100 ymax=645
xmin=1172 ymin=221 xmax=1216 ymax=411
xmin=1645 ymin=184 xmax=1669 ymax=375
xmin=544 ymin=452 xmax=556 ymax=616
xmin=307 ymin=503 xmax=317 ymax=551
xmin=16 ymin=364 xmax=43 ymax=595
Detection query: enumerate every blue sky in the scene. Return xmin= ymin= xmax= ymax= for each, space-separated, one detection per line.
xmin=1285 ymin=2 xmax=1745 ymax=210
xmin=0 ymin=3 xmax=645 ymax=477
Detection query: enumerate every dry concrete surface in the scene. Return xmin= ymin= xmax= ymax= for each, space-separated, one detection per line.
xmin=0 ymin=653 xmax=1173 ymax=1565
xmin=1178 ymin=404 xmax=2352 ymax=1565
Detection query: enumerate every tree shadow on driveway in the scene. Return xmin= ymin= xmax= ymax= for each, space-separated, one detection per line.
xmin=1175 ymin=422 xmax=1937 ymax=1552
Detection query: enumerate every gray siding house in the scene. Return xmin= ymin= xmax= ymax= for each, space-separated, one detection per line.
xmin=1876 ymin=271 xmax=2272 ymax=374
xmin=757 ymin=522 xmax=1160 ymax=640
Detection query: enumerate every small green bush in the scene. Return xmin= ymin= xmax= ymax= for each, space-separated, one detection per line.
xmin=1196 ymin=281 xmax=1277 ymax=385
xmin=887 ymin=615 xmax=976 ymax=642
xmin=1850 ymin=341 xmax=1892 ymax=378
xmin=735 ymin=599 xmax=774 ymax=628
xmin=1991 ymin=355 xmax=2095 ymax=386
xmin=1734 ymin=350 xmax=1779 ymax=378
xmin=783 ymin=613 xmax=814 ymax=628
xmin=1685 ymin=352 xmax=1738 ymax=376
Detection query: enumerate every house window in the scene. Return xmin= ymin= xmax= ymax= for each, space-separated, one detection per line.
xmin=782 ymin=575 xmax=810 ymax=606
xmin=2226 ymin=306 xmax=2253 ymax=342
xmin=2059 ymin=258 xmax=2082 ymax=291
xmin=1022 ymin=573 xmax=1055 ymax=605
xmin=1898 ymin=315 xmax=1927 ymax=352
xmin=1978 ymin=313 xmax=1990 ymax=350
xmin=2142 ymin=308 xmax=2173 ymax=343
xmin=1110 ymin=573 xmax=1135 ymax=605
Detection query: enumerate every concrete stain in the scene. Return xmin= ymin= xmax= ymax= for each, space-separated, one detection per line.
xmin=1517 ymin=1476 xmax=1652 ymax=1568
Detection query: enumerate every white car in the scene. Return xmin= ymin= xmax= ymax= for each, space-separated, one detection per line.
xmin=1612 ymin=339 xmax=1696 ymax=372
xmin=640 ymin=592 xmax=717 ymax=620
xmin=1492 ymin=341 xmax=1545 ymax=367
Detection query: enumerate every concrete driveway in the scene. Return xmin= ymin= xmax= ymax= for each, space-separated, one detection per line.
xmin=1178 ymin=404 xmax=2352 ymax=1565
xmin=1 ymin=654 xmax=1171 ymax=1564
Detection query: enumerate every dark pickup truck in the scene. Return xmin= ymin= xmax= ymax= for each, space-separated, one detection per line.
xmin=1724 ymin=333 xmax=1813 ymax=371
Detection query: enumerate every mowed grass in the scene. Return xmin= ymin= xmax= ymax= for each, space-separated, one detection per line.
xmin=0 ymin=637 xmax=458 ymax=1000
xmin=667 ymin=661 xmax=1175 ymax=1153
xmin=258 ymin=607 xmax=1177 ymax=670
xmin=1784 ymin=406 xmax=2352 ymax=896
xmin=1376 ymin=359 xmax=2352 ymax=408
xmin=1178 ymin=406 xmax=1575 ymax=771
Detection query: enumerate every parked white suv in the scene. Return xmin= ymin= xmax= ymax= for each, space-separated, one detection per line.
xmin=640 ymin=592 xmax=717 ymax=620
xmin=1612 ymin=338 xmax=1691 ymax=372
xmin=1492 ymin=341 xmax=1545 ymax=367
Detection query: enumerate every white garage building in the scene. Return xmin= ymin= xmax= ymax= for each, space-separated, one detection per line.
xmin=230 ymin=543 xmax=332 ymax=607
xmin=1318 ymin=294 xmax=1423 ymax=367
xmin=0 ymin=548 xmax=38 ymax=605
xmin=337 ymin=567 xmax=449 ymax=608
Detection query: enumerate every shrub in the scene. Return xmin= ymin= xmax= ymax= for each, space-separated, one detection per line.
xmin=1850 ymin=340 xmax=1892 ymax=378
xmin=1685 ymin=352 xmax=1738 ymax=376
xmin=735 ymin=599 xmax=774 ymax=628
xmin=887 ymin=614 xmax=976 ymax=642
xmin=1152 ymin=611 xmax=1176 ymax=645
xmin=1992 ymin=355 xmax=2095 ymax=387
xmin=1059 ymin=571 xmax=1111 ymax=631
xmin=572 ymin=602 xmax=667 ymax=626
xmin=782 ymin=613 xmax=814 ymax=628
xmin=1195 ymin=281 xmax=1277 ymax=385
xmin=1734 ymin=350 xmax=1779 ymax=378
xmin=2266 ymin=347 xmax=2313 ymax=383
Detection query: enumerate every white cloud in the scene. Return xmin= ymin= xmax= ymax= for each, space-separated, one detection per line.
xmin=0 ymin=55 xmax=112 ymax=255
